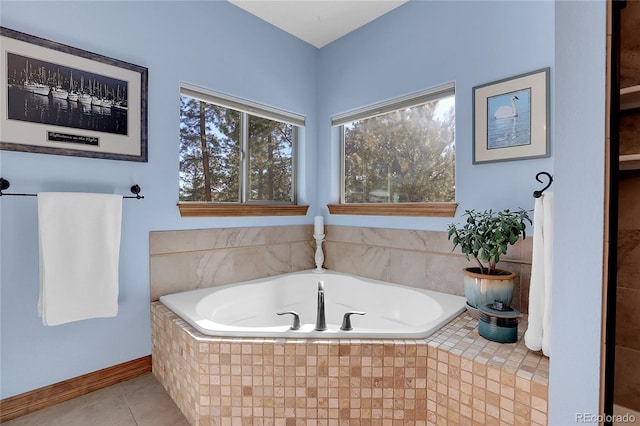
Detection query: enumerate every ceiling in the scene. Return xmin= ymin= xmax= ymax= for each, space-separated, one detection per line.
xmin=228 ymin=0 xmax=408 ymax=48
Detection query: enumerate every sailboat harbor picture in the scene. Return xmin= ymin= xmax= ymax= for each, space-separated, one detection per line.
xmin=472 ymin=68 xmax=549 ymax=164
xmin=0 ymin=27 xmax=148 ymax=162
xmin=7 ymin=53 xmax=129 ymax=136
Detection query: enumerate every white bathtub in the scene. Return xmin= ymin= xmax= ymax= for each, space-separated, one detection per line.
xmin=159 ymin=270 xmax=466 ymax=339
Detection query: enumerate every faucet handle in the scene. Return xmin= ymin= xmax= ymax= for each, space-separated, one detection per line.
xmin=340 ymin=311 xmax=366 ymax=331
xmin=277 ymin=311 xmax=301 ymax=330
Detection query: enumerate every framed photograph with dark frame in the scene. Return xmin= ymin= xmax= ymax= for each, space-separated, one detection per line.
xmin=472 ymin=68 xmax=549 ymax=164
xmin=0 ymin=27 xmax=148 ymax=162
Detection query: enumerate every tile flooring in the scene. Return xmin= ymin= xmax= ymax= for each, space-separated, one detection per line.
xmin=3 ymin=373 xmax=187 ymax=426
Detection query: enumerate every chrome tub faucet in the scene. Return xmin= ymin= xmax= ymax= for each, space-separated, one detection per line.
xmin=315 ymin=280 xmax=326 ymax=331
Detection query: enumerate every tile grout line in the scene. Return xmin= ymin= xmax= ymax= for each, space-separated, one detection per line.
xmin=121 ymin=389 xmax=140 ymax=426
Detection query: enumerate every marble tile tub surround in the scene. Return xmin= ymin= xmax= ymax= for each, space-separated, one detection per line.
xmin=151 ymin=302 xmax=548 ymax=425
xmin=149 ymin=225 xmax=315 ymax=301
xmin=324 ymin=226 xmax=533 ymax=313
xmin=149 ymin=224 xmax=533 ymax=311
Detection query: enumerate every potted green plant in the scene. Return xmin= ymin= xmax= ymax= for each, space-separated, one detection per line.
xmin=447 ymin=208 xmax=532 ymax=314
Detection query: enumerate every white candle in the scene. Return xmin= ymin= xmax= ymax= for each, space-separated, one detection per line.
xmin=314 ymin=216 xmax=324 ymax=235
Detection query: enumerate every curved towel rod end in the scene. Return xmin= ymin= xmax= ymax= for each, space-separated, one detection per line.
xmin=0 ymin=177 xmax=10 ymax=194
xmin=533 ymin=172 xmax=553 ymax=198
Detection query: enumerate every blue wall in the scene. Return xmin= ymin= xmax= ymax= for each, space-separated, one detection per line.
xmin=0 ymin=0 xmax=608 ymax=421
xmin=0 ymin=1 xmax=318 ymax=398
xmin=316 ymin=0 xmax=554 ymax=231
xmin=551 ymin=1 xmax=607 ymax=423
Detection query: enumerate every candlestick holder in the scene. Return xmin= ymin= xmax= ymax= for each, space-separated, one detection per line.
xmin=313 ymin=233 xmax=325 ymax=273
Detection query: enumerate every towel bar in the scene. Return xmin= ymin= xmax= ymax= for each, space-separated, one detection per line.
xmin=0 ymin=177 xmax=144 ymax=199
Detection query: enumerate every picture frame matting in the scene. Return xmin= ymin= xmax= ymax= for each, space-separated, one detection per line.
xmin=472 ymin=67 xmax=550 ymax=164
xmin=0 ymin=26 xmax=148 ymax=162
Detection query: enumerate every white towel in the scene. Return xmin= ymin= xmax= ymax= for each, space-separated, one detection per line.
xmin=524 ymin=192 xmax=553 ymax=356
xmin=38 ymin=192 xmax=122 ymax=326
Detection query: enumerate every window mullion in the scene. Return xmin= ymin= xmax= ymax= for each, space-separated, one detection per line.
xmin=290 ymin=127 xmax=298 ymax=204
xmin=240 ymin=112 xmax=249 ymax=203
xmin=340 ymin=127 xmax=346 ymax=204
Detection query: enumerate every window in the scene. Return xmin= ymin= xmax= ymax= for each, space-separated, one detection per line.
xmin=329 ymin=83 xmax=457 ymax=217
xmin=178 ymin=84 xmax=308 ymax=216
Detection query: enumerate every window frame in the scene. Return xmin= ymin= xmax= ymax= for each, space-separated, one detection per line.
xmin=329 ymin=83 xmax=458 ymax=217
xmin=178 ymin=83 xmax=308 ymax=217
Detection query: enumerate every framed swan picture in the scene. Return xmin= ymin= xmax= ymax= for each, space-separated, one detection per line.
xmin=472 ymin=68 xmax=549 ymax=164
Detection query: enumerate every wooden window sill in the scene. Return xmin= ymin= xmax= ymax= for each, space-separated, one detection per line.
xmin=327 ymin=202 xmax=458 ymax=217
xmin=178 ymin=203 xmax=309 ymax=217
